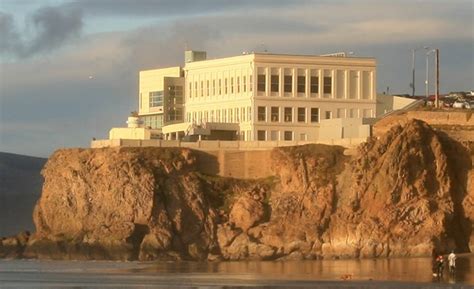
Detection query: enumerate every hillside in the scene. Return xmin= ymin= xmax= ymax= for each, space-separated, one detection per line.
xmin=1 ymin=119 xmax=472 ymax=261
xmin=0 ymin=152 xmax=47 ymax=236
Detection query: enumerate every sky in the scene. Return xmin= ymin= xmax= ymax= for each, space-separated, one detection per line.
xmin=0 ymin=0 xmax=473 ymax=157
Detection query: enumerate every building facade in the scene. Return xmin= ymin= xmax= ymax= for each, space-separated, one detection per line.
xmin=119 ymin=51 xmax=377 ymax=141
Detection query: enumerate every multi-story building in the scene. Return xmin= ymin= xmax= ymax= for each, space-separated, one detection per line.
xmin=114 ymin=50 xmax=377 ymax=142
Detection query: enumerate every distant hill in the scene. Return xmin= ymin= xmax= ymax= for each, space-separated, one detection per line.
xmin=0 ymin=152 xmax=47 ymax=236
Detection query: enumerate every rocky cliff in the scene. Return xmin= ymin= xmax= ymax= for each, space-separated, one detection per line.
xmin=1 ymin=119 xmax=473 ymax=261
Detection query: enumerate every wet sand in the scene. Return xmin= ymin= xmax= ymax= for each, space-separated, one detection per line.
xmin=1 ymin=254 xmax=473 ymax=288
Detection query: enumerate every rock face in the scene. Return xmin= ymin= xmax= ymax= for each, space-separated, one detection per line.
xmin=4 ymin=119 xmax=473 ymax=261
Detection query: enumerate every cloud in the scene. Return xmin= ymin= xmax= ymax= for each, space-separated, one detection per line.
xmin=0 ymin=5 xmax=83 ymax=58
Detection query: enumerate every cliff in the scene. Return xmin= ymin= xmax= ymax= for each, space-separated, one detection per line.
xmin=1 ymin=119 xmax=473 ymax=261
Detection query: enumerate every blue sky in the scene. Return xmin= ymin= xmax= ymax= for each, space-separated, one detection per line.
xmin=0 ymin=0 xmax=473 ymax=157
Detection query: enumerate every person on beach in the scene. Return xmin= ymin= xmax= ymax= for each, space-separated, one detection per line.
xmin=448 ymin=251 xmax=456 ymax=274
xmin=436 ymin=255 xmax=445 ymax=278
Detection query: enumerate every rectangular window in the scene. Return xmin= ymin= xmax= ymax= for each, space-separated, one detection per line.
xmin=271 ymin=75 xmax=279 ymax=92
xmin=325 ymin=111 xmax=332 ymax=119
xmin=257 ymin=130 xmax=266 ymax=141
xmin=247 ymin=106 xmax=252 ymax=121
xmin=230 ymin=77 xmax=234 ymax=94
xmin=212 ymin=80 xmax=216 ymax=95
xmin=237 ymin=76 xmax=240 ymax=93
xmin=271 ymin=107 xmax=279 ymax=122
xmin=284 ymin=131 xmax=293 ymax=141
xmin=149 ymin=91 xmax=163 ymax=107
xmin=200 ymin=81 xmax=203 ymax=97
xmin=310 ymin=76 xmax=319 ymax=94
xmin=188 ymin=83 xmax=192 ymax=98
xmin=219 ymin=79 xmax=222 ymax=95
xmin=284 ymin=107 xmax=292 ymax=122
xmin=297 ymin=76 xmax=305 ymax=93
xmin=297 ymin=108 xmax=306 ymax=122
xmin=270 ymin=130 xmax=278 ymax=141
xmin=243 ymin=76 xmax=247 ymax=92
xmin=224 ymin=78 xmax=228 ymax=94
xmin=324 ymin=76 xmax=332 ymax=94
xmin=249 ymin=75 xmax=253 ymax=92
xmin=257 ymin=106 xmax=266 ymax=121
xmin=284 ymin=75 xmax=292 ymax=93
xmin=311 ymin=108 xmax=320 ymax=123
xmin=206 ymin=80 xmax=210 ymax=96
xmin=257 ymin=74 xmax=266 ymax=92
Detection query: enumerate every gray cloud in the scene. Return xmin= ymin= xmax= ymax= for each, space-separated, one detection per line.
xmin=64 ymin=0 xmax=314 ymax=17
xmin=0 ymin=5 xmax=83 ymax=58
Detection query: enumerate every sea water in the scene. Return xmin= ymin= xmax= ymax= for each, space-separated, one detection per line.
xmin=1 ymin=254 xmax=473 ymax=288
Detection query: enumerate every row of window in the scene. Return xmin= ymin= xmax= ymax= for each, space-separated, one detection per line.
xmin=186 ymin=106 xmax=253 ymax=123
xmin=257 ymin=130 xmax=304 ymax=141
xmin=188 ymin=75 xmax=253 ymax=98
xmin=257 ymin=75 xmax=332 ymax=94
xmin=257 ymin=106 xmax=320 ymax=123
xmin=149 ymin=91 xmax=163 ymax=107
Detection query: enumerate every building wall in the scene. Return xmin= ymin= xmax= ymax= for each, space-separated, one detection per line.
xmin=139 ymin=67 xmax=183 ymax=129
xmin=109 ymin=127 xmax=151 ymax=140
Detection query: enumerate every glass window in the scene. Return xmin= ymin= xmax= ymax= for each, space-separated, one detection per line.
xmin=149 ymin=91 xmax=163 ymax=107
xmin=237 ymin=77 xmax=240 ymax=93
xmin=206 ymin=80 xmax=210 ymax=96
xmin=325 ymin=111 xmax=332 ymax=119
xmin=284 ymin=75 xmax=292 ymax=93
xmin=271 ymin=107 xmax=279 ymax=122
xmin=270 ymin=130 xmax=278 ymax=141
xmin=311 ymin=108 xmax=319 ymax=123
xmin=297 ymin=107 xmax=306 ymax=122
xmin=247 ymin=106 xmax=252 ymax=121
xmin=218 ymin=79 xmax=222 ymax=95
xmin=257 ymin=74 xmax=266 ymax=92
xmin=284 ymin=131 xmax=293 ymax=141
xmin=230 ymin=77 xmax=234 ymax=94
xmin=257 ymin=130 xmax=266 ymax=141
xmin=243 ymin=76 xmax=247 ymax=92
xmin=311 ymin=76 xmax=319 ymax=93
xmin=200 ymin=81 xmax=203 ymax=97
xmin=324 ymin=76 xmax=332 ymax=94
xmin=257 ymin=106 xmax=266 ymax=121
xmin=212 ymin=80 xmax=216 ymax=95
xmin=297 ymin=76 xmax=305 ymax=93
xmin=249 ymin=75 xmax=253 ymax=92
xmin=271 ymin=75 xmax=279 ymax=92
xmin=224 ymin=78 xmax=228 ymax=94
xmin=284 ymin=107 xmax=292 ymax=122
xmin=188 ymin=83 xmax=192 ymax=98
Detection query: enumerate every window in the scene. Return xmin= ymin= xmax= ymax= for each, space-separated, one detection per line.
xmin=257 ymin=130 xmax=266 ymax=141
xmin=247 ymin=106 xmax=252 ymax=121
xmin=311 ymin=108 xmax=319 ymax=123
xmin=218 ymin=79 xmax=222 ymax=95
xmin=271 ymin=75 xmax=279 ymax=92
xmin=271 ymin=107 xmax=279 ymax=122
xmin=270 ymin=130 xmax=278 ymax=141
xmin=237 ymin=77 xmax=240 ymax=93
xmin=284 ymin=131 xmax=293 ymax=141
xmin=188 ymin=83 xmax=192 ymax=98
xmin=257 ymin=106 xmax=266 ymax=121
xmin=212 ymin=80 xmax=216 ymax=95
xmin=297 ymin=76 xmax=305 ymax=93
xmin=230 ymin=77 xmax=234 ymax=94
xmin=310 ymin=76 xmax=319 ymax=93
xmin=284 ymin=107 xmax=292 ymax=122
xmin=243 ymin=76 xmax=247 ymax=92
xmin=257 ymin=74 xmax=266 ymax=92
xmin=149 ymin=91 xmax=163 ymax=107
xmin=224 ymin=78 xmax=228 ymax=94
xmin=200 ymin=81 xmax=204 ymax=97
xmin=206 ymin=80 xmax=210 ymax=96
xmin=325 ymin=111 xmax=332 ymax=119
xmin=297 ymin=108 xmax=306 ymax=122
xmin=284 ymin=75 xmax=292 ymax=93
xmin=249 ymin=75 xmax=253 ymax=92
xmin=324 ymin=76 xmax=332 ymax=94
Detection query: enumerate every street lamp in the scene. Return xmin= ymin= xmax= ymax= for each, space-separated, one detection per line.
xmin=411 ymin=46 xmax=429 ymax=97
xmin=425 ymin=48 xmax=436 ymax=99
xmin=425 ymin=48 xmax=440 ymax=108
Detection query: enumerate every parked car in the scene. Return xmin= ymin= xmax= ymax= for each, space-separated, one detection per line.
xmin=453 ymin=100 xmax=469 ymax=109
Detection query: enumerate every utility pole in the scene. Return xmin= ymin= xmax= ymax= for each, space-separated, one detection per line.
xmin=411 ymin=49 xmax=416 ymax=97
xmin=435 ymin=49 xmax=440 ymax=108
